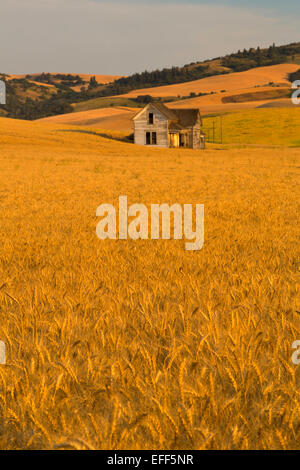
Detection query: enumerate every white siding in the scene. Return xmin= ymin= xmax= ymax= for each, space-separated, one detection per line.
xmin=133 ymin=105 xmax=169 ymax=147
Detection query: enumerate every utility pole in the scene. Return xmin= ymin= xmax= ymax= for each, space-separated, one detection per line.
xmin=212 ymin=121 xmax=215 ymax=144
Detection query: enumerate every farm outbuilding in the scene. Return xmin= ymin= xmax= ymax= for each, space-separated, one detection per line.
xmin=132 ymin=103 xmax=205 ymax=149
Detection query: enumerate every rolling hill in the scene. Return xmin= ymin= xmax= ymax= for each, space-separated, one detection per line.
xmin=1 ymin=41 xmax=300 ymax=121
xmin=120 ymin=64 xmax=297 ymax=98
xmin=0 ymin=73 xmax=123 ymax=120
xmin=6 ymin=73 xmax=121 ymax=88
xmin=38 ymin=63 xmax=299 ymax=133
xmin=62 ymin=64 xmax=298 ymax=126
xmin=167 ymin=84 xmax=292 ymax=114
xmin=38 ymin=106 xmax=137 ymax=133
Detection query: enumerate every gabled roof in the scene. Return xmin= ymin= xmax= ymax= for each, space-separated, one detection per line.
xmin=150 ymin=102 xmax=178 ymax=120
xmin=133 ymin=102 xmax=201 ymax=127
xmin=132 ymin=102 xmax=177 ymax=121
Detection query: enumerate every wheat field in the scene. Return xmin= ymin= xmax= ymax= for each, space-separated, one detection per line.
xmin=0 ymin=116 xmax=299 ymax=450
xmin=38 ymin=107 xmax=138 ymax=133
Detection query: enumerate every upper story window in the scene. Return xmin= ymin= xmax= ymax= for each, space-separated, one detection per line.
xmin=148 ymin=113 xmax=154 ymax=125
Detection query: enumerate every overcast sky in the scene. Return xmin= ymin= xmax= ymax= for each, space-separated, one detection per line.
xmin=1 ymin=0 xmax=299 ymax=75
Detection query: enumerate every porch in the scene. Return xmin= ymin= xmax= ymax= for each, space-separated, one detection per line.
xmin=168 ymin=130 xmax=192 ymax=148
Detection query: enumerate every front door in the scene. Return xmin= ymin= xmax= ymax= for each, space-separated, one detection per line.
xmin=180 ymin=133 xmax=185 ymax=147
xmin=179 ymin=132 xmax=192 ymax=148
xmin=169 ymin=133 xmax=179 ymax=148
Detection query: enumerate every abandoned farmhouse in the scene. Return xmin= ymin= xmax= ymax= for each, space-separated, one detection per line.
xmin=132 ymin=103 xmax=205 ymax=149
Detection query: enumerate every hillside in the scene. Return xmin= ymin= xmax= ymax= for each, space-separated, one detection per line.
xmin=1 ymin=41 xmax=300 ymax=121
xmin=38 ymin=106 xmax=137 ymax=133
xmin=93 ymin=41 xmax=300 ymax=96
xmin=167 ymin=87 xmax=292 ymax=115
xmin=39 ymin=62 xmax=300 ymax=136
xmin=7 ymin=73 xmax=121 ymax=90
xmin=40 ymin=63 xmax=300 ymax=125
xmin=72 ymin=96 xmax=143 ymax=113
xmin=0 ymin=73 xmax=122 ymax=120
xmin=120 ymin=64 xmax=297 ymax=99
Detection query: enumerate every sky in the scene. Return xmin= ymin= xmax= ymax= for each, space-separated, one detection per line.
xmin=1 ymin=0 xmax=299 ymax=75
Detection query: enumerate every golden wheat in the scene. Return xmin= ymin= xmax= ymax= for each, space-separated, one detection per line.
xmin=0 ymin=116 xmax=299 ymax=449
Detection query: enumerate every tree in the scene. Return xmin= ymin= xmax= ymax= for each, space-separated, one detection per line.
xmin=88 ymin=76 xmax=98 ymax=89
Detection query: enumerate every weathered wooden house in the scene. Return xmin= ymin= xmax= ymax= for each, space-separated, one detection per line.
xmin=132 ymin=103 xmax=205 ymax=149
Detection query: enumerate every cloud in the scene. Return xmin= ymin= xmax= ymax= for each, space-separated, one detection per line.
xmin=0 ymin=0 xmax=299 ymax=74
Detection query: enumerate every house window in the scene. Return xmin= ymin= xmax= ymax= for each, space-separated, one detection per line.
xmin=149 ymin=113 xmax=154 ymax=125
xmin=146 ymin=132 xmax=157 ymax=145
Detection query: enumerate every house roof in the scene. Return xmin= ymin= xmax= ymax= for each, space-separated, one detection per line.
xmin=150 ymin=103 xmax=178 ymax=121
xmin=168 ymin=121 xmax=183 ymax=131
xmin=172 ymin=108 xmax=201 ymax=127
xmin=133 ymin=102 xmax=201 ymax=128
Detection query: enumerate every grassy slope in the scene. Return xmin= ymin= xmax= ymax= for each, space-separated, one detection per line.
xmin=202 ymin=108 xmax=300 ymax=146
xmin=0 ymin=117 xmax=299 ymax=449
xmin=221 ymin=88 xmax=290 ymax=104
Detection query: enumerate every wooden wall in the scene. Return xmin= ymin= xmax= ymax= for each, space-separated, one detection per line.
xmin=133 ymin=105 xmax=169 ymax=147
xmin=192 ymin=113 xmax=202 ymax=149
xmin=192 ymin=127 xmax=201 ymax=149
